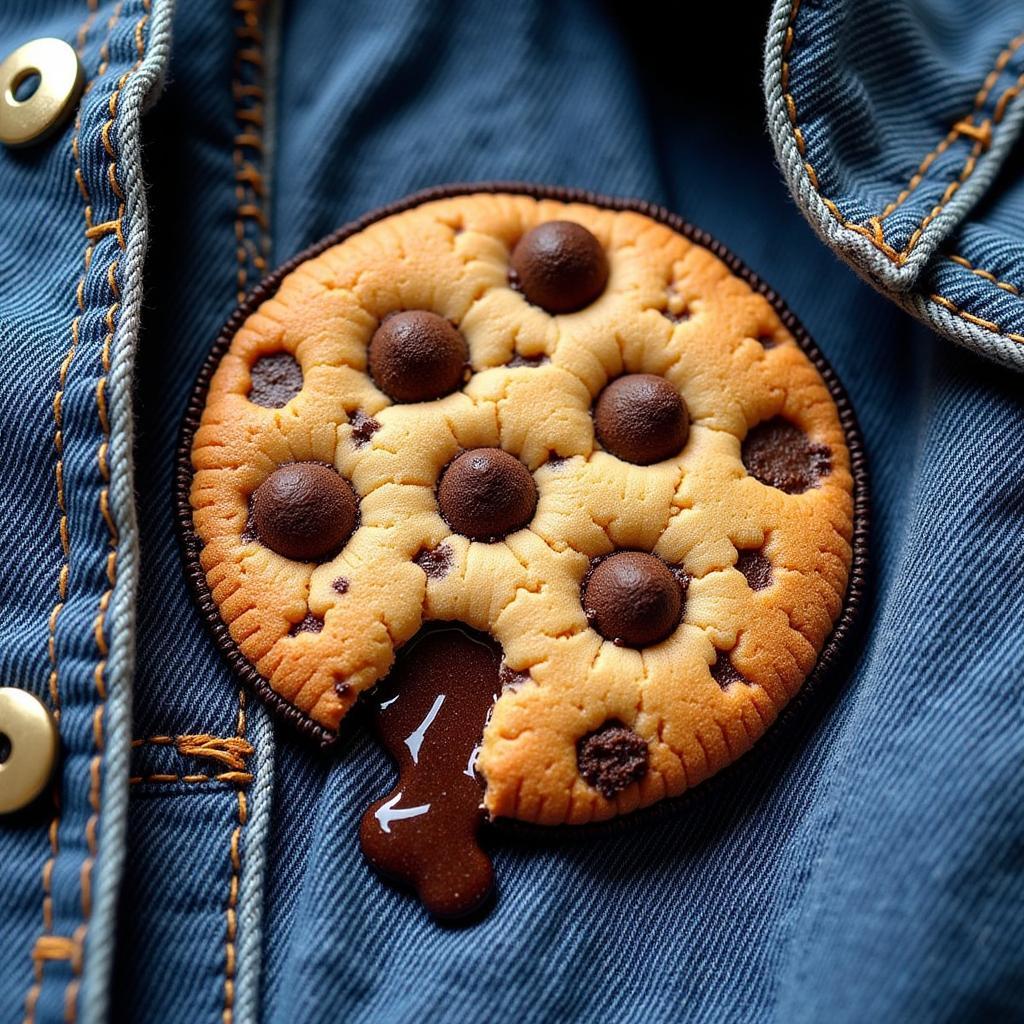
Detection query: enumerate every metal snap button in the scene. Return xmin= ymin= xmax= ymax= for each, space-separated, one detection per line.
xmin=0 ymin=38 xmax=84 ymax=148
xmin=0 ymin=688 xmax=58 ymax=814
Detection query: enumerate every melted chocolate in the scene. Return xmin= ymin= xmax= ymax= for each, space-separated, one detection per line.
xmin=414 ymin=543 xmax=453 ymax=579
xmin=360 ymin=626 xmax=500 ymax=920
xmin=735 ymin=548 xmax=772 ymax=591
xmin=577 ymin=721 xmax=649 ymax=798
xmin=248 ymin=352 xmax=303 ymax=407
xmin=289 ymin=612 xmax=324 ymax=636
xmin=710 ymin=650 xmax=748 ymax=689
xmin=349 ymin=411 xmax=381 ymax=447
xmin=498 ymin=663 xmax=530 ymax=691
xmin=506 ymin=353 xmax=548 ymax=368
xmin=742 ymin=417 xmax=831 ymax=494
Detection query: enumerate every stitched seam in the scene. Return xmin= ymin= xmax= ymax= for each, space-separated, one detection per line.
xmin=224 ymin=5 xmax=270 ymax=1017
xmin=948 ymin=253 xmax=1024 ymax=295
xmin=871 ymin=35 xmax=1024 ymax=229
xmin=24 ymin=3 xmax=110 ymax=1020
xmin=783 ymin=3 xmax=1024 ymax=265
xmin=929 ymin=292 xmax=1024 ymax=345
xmin=224 ymin=694 xmax=249 ymax=1024
xmin=131 ymin=733 xmax=254 ymax=770
xmin=232 ymin=0 xmax=270 ymax=302
xmin=129 ymin=772 xmax=255 ymax=785
xmin=63 ymin=4 xmax=150 ymax=1020
xmin=131 ymin=734 xmax=249 ymax=744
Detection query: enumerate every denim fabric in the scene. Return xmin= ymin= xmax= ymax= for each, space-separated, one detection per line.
xmin=0 ymin=3 xmax=169 ymax=1023
xmin=766 ymin=0 xmax=1024 ymax=370
xmin=0 ymin=3 xmax=1022 ymax=1024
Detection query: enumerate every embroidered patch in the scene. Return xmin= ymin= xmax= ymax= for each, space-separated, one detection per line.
xmin=177 ymin=184 xmax=868 ymax=920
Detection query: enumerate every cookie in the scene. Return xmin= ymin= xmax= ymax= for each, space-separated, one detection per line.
xmin=178 ymin=184 xmax=867 ymax=918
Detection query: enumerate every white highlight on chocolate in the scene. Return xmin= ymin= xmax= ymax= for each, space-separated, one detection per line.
xmin=404 ymin=693 xmax=446 ymax=764
xmin=374 ymin=793 xmax=431 ymax=833
xmin=464 ymin=744 xmax=481 ymax=779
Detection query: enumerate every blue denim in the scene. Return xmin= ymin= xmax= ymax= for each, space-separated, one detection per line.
xmin=0 ymin=2 xmax=1022 ymax=1023
xmin=766 ymin=0 xmax=1024 ymax=370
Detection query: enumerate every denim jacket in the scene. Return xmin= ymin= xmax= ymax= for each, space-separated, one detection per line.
xmin=0 ymin=2 xmax=1021 ymax=1023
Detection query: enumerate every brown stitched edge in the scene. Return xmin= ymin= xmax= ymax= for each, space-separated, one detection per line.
xmin=174 ymin=182 xmax=871 ymax=795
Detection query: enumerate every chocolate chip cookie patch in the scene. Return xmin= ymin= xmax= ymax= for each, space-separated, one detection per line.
xmin=180 ymin=186 xmax=865 ymax=843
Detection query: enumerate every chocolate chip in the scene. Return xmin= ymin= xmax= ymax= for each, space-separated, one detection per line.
xmin=735 ymin=549 xmax=772 ymax=591
xmin=349 ymin=411 xmax=380 ymax=447
xmin=331 ymin=577 xmax=350 ymax=595
xmin=742 ymin=417 xmax=831 ymax=494
xmin=289 ymin=612 xmax=324 ymax=636
xmin=577 ymin=721 xmax=649 ymax=799
xmin=251 ymin=462 xmax=358 ymax=562
xmin=414 ymin=543 xmax=453 ymax=579
xmin=594 ymin=374 xmax=690 ymax=465
xmin=710 ymin=650 xmax=748 ymax=689
xmin=506 ymin=353 xmax=548 ymax=368
xmin=583 ymin=551 xmax=685 ymax=648
xmin=241 ymin=508 xmax=257 ymax=543
xmin=248 ymin=353 xmax=303 ymax=408
xmin=509 ymin=221 xmax=609 ymax=314
xmin=368 ymin=311 xmax=468 ymax=403
xmin=437 ymin=448 xmax=537 ymax=542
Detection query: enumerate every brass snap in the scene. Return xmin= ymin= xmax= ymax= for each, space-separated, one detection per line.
xmin=0 ymin=688 xmax=58 ymax=814
xmin=0 ymin=38 xmax=84 ymax=148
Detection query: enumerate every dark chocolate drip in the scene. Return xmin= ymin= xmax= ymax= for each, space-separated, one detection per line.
xmin=360 ymin=625 xmax=500 ymax=920
xmin=498 ymin=663 xmax=530 ymax=691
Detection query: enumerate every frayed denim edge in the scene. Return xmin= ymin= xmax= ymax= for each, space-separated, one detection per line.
xmin=79 ymin=2 xmax=176 ymax=1023
xmin=764 ymin=0 xmax=1024 ymax=373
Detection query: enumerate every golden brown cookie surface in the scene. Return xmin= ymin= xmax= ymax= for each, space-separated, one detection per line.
xmin=180 ymin=185 xmax=865 ymax=829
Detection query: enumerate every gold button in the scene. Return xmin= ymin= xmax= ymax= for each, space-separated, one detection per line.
xmin=0 ymin=38 xmax=84 ymax=148
xmin=0 ymin=688 xmax=58 ymax=814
